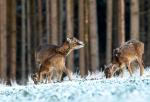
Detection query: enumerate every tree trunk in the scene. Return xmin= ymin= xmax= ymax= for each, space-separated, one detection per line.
xmin=58 ymin=0 xmax=64 ymax=44
xmin=27 ymin=0 xmax=32 ymax=75
xmin=46 ymin=0 xmax=50 ymax=43
xmin=31 ymin=0 xmax=37 ymax=72
xmin=21 ymin=0 xmax=26 ymax=84
xmin=139 ymin=0 xmax=145 ymax=42
xmin=139 ymin=0 xmax=146 ymax=63
xmin=79 ymin=0 xmax=86 ymax=76
xmin=89 ymin=0 xmax=99 ymax=72
xmin=130 ymin=0 xmax=139 ymax=40
xmin=117 ymin=0 xmax=125 ymax=45
xmin=66 ymin=0 xmax=74 ymax=71
xmin=10 ymin=0 xmax=16 ymax=81
xmin=50 ymin=0 xmax=58 ymax=45
xmin=112 ymin=0 xmax=118 ymax=48
xmin=106 ymin=0 xmax=113 ymax=64
xmin=84 ymin=0 xmax=90 ymax=73
xmin=38 ymin=0 xmax=43 ymax=45
xmin=0 ymin=0 xmax=7 ymax=81
xmin=147 ymin=0 xmax=150 ymax=66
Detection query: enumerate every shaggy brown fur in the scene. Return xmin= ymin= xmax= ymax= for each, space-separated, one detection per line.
xmin=32 ymin=37 xmax=84 ymax=84
xmin=104 ymin=39 xmax=144 ymax=78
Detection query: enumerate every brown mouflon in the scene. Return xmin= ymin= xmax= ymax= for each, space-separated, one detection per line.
xmin=32 ymin=37 xmax=84 ymax=84
xmin=104 ymin=39 xmax=144 ymax=78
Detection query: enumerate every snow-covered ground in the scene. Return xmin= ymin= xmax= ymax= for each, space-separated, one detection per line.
xmin=0 ymin=68 xmax=150 ymax=102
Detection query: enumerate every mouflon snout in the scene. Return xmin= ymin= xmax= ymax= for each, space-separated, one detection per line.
xmin=31 ymin=73 xmax=38 ymax=84
xmin=104 ymin=64 xmax=115 ymax=78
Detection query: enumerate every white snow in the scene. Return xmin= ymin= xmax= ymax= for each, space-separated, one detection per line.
xmin=0 ymin=67 xmax=150 ymax=102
